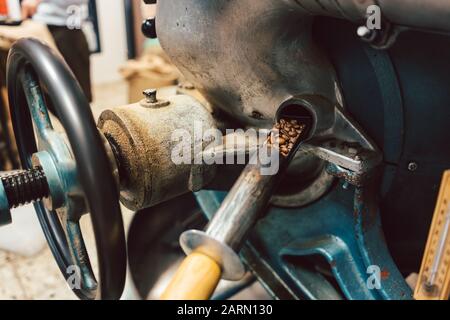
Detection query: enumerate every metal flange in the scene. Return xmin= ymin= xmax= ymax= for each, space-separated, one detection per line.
xmin=180 ymin=230 xmax=246 ymax=281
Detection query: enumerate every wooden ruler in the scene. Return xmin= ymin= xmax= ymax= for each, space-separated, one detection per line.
xmin=415 ymin=170 xmax=450 ymax=300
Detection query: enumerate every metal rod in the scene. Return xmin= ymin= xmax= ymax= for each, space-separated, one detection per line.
xmin=179 ymin=116 xmax=312 ymax=280
xmin=205 ymin=145 xmax=283 ymax=251
xmin=205 ymin=117 xmax=309 ymax=252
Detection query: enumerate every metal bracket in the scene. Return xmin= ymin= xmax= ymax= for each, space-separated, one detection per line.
xmin=302 ymin=107 xmax=383 ymax=186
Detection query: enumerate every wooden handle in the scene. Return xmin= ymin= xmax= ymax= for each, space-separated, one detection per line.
xmin=161 ymin=252 xmax=222 ymax=300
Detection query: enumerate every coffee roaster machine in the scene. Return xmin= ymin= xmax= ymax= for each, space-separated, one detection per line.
xmin=1 ymin=0 xmax=450 ymax=300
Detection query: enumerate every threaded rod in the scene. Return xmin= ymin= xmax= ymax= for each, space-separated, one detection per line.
xmin=1 ymin=168 xmax=50 ymax=208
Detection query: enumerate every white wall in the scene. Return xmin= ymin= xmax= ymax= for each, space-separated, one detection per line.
xmin=91 ymin=0 xmax=128 ymax=84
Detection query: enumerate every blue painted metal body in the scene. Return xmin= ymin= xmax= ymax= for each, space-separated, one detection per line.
xmin=21 ymin=69 xmax=82 ymax=215
xmin=0 ymin=181 xmax=11 ymax=226
xmin=0 ymin=70 xmax=81 ymax=227
xmin=195 ymin=176 xmax=413 ymax=300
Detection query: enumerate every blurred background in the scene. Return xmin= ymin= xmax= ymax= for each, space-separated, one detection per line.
xmin=0 ymin=0 xmax=180 ymax=299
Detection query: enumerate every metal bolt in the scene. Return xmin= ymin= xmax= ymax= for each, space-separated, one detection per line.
xmin=140 ymin=88 xmax=170 ymax=108
xmin=1 ymin=168 xmax=49 ymax=209
xmin=408 ymin=162 xmax=418 ymax=172
xmin=142 ymin=18 xmax=157 ymax=39
xmin=143 ymin=89 xmax=158 ymax=103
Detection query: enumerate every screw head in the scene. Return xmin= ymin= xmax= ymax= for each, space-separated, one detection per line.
xmin=143 ymin=88 xmax=157 ymax=103
xmin=140 ymin=88 xmax=170 ymax=108
xmin=408 ymin=162 xmax=418 ymax=172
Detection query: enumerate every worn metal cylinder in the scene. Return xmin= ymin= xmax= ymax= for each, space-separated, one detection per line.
xmin=98 ymin=94 xmax=217 ymax=211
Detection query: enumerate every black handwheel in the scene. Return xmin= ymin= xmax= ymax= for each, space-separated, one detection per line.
xmin=6 ymin=38 xmax=126 ymax=300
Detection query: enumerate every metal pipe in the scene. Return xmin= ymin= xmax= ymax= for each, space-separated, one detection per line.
xmin=205 ymin=107 xmax=313 ymax=251
xmin=180 ymin=144 xmax=285 ymax=281
xmin=204 ymin=147 xmax=282 ymax=251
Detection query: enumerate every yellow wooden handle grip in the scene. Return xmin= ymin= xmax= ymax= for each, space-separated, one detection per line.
xmin=161 ymin=252 xmax=222 ymax=300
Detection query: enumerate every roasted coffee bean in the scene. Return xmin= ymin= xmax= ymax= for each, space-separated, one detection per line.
xmin=267 ymin=117 xmax=306 ymax=157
